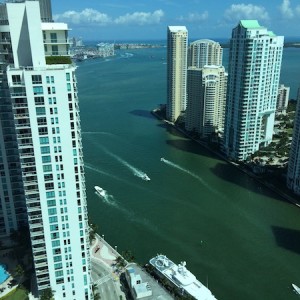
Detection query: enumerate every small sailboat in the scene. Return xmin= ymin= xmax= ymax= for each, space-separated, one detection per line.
xmin=292 ymin=283 xmax=300 ymax=294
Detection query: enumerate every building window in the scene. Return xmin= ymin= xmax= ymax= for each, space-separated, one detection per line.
xmin=50 ymin=33 xmax=57 ymax=43
xmin=39 ymin=137 xmax=49 ymax=144
xmin=12 ymin=75 xmax=21 ymax=84
xmin=32 ymin=75 xmax=42 ymax=84
xmin=52 ymin=45 xmax=58 ymax=55
xmin=33 ymin=86 xmax=44 ymax=96
xmin=41 ymin=146 xmax=50 ymax=154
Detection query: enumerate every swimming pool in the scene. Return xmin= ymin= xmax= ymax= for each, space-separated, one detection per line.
xmin=0 ymin=264 xmax=9 ymax=284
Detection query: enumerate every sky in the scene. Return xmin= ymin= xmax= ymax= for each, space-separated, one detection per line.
xmin=51 ymin=0 xmax=300 ymax=41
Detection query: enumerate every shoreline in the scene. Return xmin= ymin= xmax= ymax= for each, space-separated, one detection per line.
xmin=151 ymin=108 xmax=300 ymax=207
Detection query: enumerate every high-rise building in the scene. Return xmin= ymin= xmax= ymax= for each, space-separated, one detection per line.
xmin=166 ymin=26 xmax=188 ymax=122
xmin=276 ymin=84 xmax=290 ymax=114
xmin=223 ymin=20 xmax=284 ymax=161
xmin=287 ymin=98 xmax=300 ymax=195
xmin=0 ymin=1 xmax=92 ymax=299
xmin=188 ymin=39 xmax=222 ymax=68
xmin=185 ymin=66 xmax=227 ymax=136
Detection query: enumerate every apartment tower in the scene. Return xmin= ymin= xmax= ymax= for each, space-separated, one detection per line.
xmin=166 ymin=26 xmax=188 ymax=122
xmin=188 ymin=39 xmax=222 ymax=68
xmin=185 ymin=39 xmax=227 ymax=136
xmin=0 ymin=1 xmax=92 ymax=299
xmin=223 ymin=20 xmax=284 ymax=161
xmin=276 ymin=84 xmax=290 ymax=114
xmin=287 ymin=87 xmax=300 ymax=195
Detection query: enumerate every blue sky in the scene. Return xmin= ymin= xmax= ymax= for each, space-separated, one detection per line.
xmin=52 ymin=0 xmax=300 ymax=41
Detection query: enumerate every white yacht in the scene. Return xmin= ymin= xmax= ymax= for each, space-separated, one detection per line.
xmin=94 ymin=186 xmax=105 ymax=197
xmin=292 ymin=283 xmax=300 ymax=294
xmin=150 ymin=254 xmax=217 ymax=300
xmin=142 ymin=174 xmax=150 ymax=181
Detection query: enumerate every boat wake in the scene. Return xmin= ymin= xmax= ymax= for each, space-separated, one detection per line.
xmin=95 ymin=190 xmax=118 ymax=207
xmin=105 ymin=150 xmax=150 ymax=181
xmin=160 ymin=158 xmax=222 ymax=196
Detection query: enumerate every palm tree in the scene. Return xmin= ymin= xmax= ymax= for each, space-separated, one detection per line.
xmin=92 ymin=284 xmax=101 ymax=300
xmin=13 ymin=264 xmax=25 ymax=283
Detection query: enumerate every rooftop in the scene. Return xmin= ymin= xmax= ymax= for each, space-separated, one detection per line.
xmin=240 ymin=20 xmax=262 ymax=29
xmin=168 ymin=26 xmax=187 ymax=32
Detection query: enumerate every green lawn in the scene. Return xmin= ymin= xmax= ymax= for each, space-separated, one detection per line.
xmin=0 ymin=287 xmax=28 ymax=300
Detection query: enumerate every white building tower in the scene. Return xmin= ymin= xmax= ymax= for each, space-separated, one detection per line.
xmin=185 ymin=66 xmax=227 ymax=136
xmin=188 ymin=39 xmax=222 ymax=68
xmin=223 ymin=20 xmax=284 ymax=161
xmin=0 ymin=1 xmax=92 ymax=299
xmin=276 ymin=84 xmax=290 ymax=114
xmin=166 ymin=26 xmax=188 ymax=122
xmin=287 ymin=98 xmax=300 ymax=195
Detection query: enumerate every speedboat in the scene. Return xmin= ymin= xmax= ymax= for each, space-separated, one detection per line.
xmin=292 ymin=284 xmax=300 ymax=294
xmin=94 ymin=186 xmax=105 ymax=197
xmin=160 ymin=157 xmax=166 ymax=162
xmin=142 ymin=174 xmax=150 ymax=181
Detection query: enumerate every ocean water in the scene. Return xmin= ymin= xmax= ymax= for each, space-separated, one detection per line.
xmin=76 ymin=45 xmax=300 ymax=300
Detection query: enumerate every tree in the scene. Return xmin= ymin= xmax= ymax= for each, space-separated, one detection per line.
xmin=13 ymin=264 xmax=24 ymax=283
xmin=40 ymin=288 xmax=54 ymax=300
xmin=89 ymin=222 xmax=98 ymax=243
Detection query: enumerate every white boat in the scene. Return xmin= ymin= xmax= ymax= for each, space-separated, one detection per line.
xmin=160 ymin=157 xmax=166 ymax=162
xmin=94 ymin=186 xmax=105 ymax=197
xmin=142 ymin=174 xmax=150 ymax=181
xmin=292 ymin=284 xmax=300 ymax=294
xmin=150 ymin=254 xmax=217 ymax=300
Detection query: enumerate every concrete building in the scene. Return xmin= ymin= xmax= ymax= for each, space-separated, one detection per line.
xmin=0 ymin=1 xmax=92 ymax=299
xmin=223 ymin=20 xmax=284 ymax=161
xmin=166 ymin=26 xmax=188 ymax=122
xmin=125 ymin=267 xmax=152 ymax=299
xmin=287 ymin=91 xmax=300 ymax=195
xmin=276 ymin=84 xmax=290 ymax=114
xmin=188 ymin=39 xmax=222 ymax=68
xmin=185 ymin=66 xmax=227 ymax=136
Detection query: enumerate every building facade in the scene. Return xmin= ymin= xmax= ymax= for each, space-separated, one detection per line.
xmin=223 ymin=20 xmax=284 ymax=161
xmin=276 ymin=84 xmax=290 ymax=114
xmin=185 ymin=66 xmax=227 ymax=137
xmin=287 ymin=98 xmax=300 ymax=195
xmin=0 ymin=1 xmax=92 ymax=299
xmin=166 ymin=26 xmax=188 ymax=122
xmin=188 ymin=39 xmax=222 ymax=68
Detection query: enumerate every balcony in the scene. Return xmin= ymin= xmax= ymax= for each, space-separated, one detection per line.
xmin=43 ymin=38 xmax=71 ymax=45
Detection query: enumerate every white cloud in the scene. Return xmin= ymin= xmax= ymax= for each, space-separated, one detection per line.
xmin=54 ymin=9 xmax=164 ymax=27
xmin=279 ymin=0 xmax=294 ymax=19
xmin=178 ymin=11 xmax=209 ymax=23
xmin=224 ymin=4 xmax=270 ymax=22
xmin=54 ymin=9 xmax=111 ymax=25
xmin=114 ymin=10 xmax=164 ymax=25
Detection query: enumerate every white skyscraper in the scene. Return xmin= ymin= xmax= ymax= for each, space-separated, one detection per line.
xmin=166 ymin=26 xmax=188 ymax=122
xmin=276 ymin=84 xmax=290 ymax=114
xmin=185 ymin=39 xmax=227 ymax=136
xmin=188 ymin=39 xmax=222 ymax=68
xmin=287 ymin=93 xmax=300 ymax=195
xmin=223 ymin=20 xmax=284 ymax=161
xmin=0 ymin=1 xmax=92 ymax=299
xmin=185 ymin=66 xmax=227 ymax=136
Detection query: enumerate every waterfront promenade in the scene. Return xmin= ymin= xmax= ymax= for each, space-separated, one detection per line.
xmin=91 ymin=234 xmax=126 ymax=300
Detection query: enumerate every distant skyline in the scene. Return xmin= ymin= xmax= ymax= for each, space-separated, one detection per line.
xmin=51 ymin=0 xmax=300 ymax=41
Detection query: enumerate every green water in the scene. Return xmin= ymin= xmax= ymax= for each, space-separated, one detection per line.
xmin=77 ymin=47 xmax=300 ymax=300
